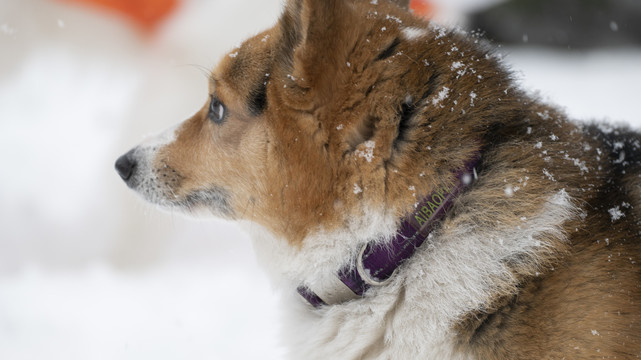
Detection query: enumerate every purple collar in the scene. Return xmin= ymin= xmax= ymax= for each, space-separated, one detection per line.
xmin=297 ymin=155 xmax=481 ymax=308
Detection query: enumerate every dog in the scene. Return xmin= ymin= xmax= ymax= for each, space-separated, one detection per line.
xmin=115 ymin=0 xmax=641 ymax=358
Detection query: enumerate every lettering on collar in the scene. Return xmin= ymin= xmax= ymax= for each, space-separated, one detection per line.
xmin=409 ymin=179 xmax=457 ymax=233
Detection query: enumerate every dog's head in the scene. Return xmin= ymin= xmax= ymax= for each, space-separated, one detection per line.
xmin=116 ymin=0 xmax=512 ymax=245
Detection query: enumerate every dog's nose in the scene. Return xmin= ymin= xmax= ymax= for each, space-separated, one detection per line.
xmin=115 ymin=149 xmax=137 ymax=181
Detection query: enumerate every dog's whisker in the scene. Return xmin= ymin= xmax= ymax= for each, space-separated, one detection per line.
xmin=176 ymin=63 xmax=212 ymax=79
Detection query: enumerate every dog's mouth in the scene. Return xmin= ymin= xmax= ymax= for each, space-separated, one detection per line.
xmin=115 ymin=147 xmax=234 ymax=218
xmin=170 ymin=187 xmax=234 ymax=217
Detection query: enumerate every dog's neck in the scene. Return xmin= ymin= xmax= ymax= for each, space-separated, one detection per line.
xmin=296 ymin=154 xmax=482 ymax=308
xmin=244 ymin=150 xmax=578 ymax=356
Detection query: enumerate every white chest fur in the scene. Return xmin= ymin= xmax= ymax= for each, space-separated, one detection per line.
xmin=245 ymin=190 xmax=575 ymax=360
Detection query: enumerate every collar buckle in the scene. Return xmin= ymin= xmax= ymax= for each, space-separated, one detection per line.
xmin=356 ymin=243 xmax=397 ymax=287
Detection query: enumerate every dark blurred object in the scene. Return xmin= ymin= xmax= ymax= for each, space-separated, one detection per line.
xmin=469 ymin=0 xmax=641 ymax=48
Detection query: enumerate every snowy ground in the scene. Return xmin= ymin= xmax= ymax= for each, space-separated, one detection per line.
xmin=0 ymin=0 xmax=640 ymax=359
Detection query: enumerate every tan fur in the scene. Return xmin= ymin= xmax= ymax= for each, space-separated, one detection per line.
xmin=118 ymin=0 xmax=641 ymax=357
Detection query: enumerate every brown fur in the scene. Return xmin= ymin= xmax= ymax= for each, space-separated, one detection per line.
xmin=124 ymin=0 xmax=641 ymax=357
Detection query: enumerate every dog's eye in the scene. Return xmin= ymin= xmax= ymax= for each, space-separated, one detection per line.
xmin=209 ymin=97 xmax=226 ymax=124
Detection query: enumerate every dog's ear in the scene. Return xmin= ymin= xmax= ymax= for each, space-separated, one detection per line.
xmin=389 ymin=0 xmax=410 ymax=10
xmin=276 ymin=0 xmax=358 ymax=110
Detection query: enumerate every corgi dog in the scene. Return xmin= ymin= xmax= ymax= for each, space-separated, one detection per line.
xmin=115 ymin=0 xmax=641 ymax=358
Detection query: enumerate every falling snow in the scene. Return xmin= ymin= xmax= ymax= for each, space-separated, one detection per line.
xmin=1 ymin=23 xmax=17 ymax=35
xmin=537 ymin=111 xmax=551 ymax=120
xmin=608 ymin=206 xmax=624 ymax=222
xmin=432 ymin=86 xmax=450 ymax=106
xmin=3 ymin=1 xmax=641 ymax=360
xmin=504 ymin=185 xmax=514 ymax=197
xmin=571 ymin=158 xmax=589 ymax=173
xmin=469 ymin=91 xmax=477 ymax=106
xmin=355 ymin=140 xmax=376 ymax=163
xmin=434 ymin=26 xmax=447 ymax=39
xmin=385 ymin=14 xmax=402 ymax=24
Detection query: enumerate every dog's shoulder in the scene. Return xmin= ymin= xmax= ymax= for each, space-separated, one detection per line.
xmin=451 ymin=120 xmax=641 ymax=359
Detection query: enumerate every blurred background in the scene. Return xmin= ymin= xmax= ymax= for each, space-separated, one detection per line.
xmin=0 ymin=0 xmax=639 ymax=359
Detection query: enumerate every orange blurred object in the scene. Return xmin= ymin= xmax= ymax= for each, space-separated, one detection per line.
xmin=410 ymin=0 xmax=435 ymax=19
xmin=56 ymin=0 xmax=179 ymax=31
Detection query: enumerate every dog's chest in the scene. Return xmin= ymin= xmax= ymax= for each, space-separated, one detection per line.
xmin=249 ymin=189 xmax=576 ymax=359
xmin=282 ymin=291 xmax=476 ymax=360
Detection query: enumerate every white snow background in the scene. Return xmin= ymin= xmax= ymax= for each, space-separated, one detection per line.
xmin=0 ymin=0 xmax=640 ymax=359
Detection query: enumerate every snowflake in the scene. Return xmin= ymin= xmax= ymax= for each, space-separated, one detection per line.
xmin=542 ymin=168 xmax=555 ymax=181
xmin=608 ymin=206 xmax=624 ymax=222
xmin=431 ymin=86 xmax=450 ymax=106
xmin=355 ymin=141 xmax=376 ymax=163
